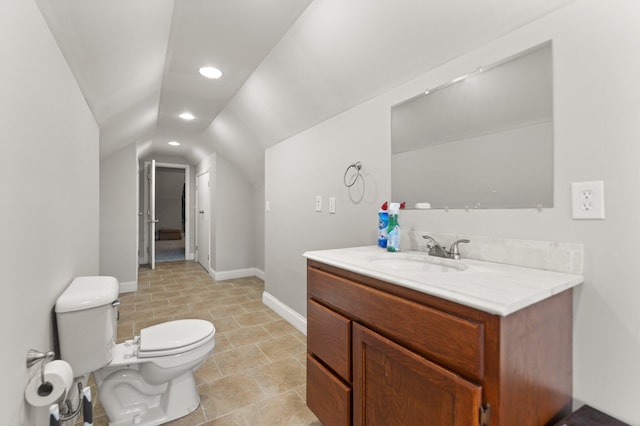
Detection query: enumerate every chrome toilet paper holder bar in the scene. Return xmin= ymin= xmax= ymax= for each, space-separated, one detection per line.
xmin=26 ymin=349 xmax=55 ymax=390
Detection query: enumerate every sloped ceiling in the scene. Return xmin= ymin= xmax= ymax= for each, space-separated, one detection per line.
xmin=35 ymin=0 xmax=575 ymax=185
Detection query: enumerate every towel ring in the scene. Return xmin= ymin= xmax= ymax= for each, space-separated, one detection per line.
xmin=343 ymin=162 xmax=362 ymax=187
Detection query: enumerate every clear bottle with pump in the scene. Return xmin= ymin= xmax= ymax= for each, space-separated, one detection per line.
xmin=386 ymin=202 xmax=401 ymax=252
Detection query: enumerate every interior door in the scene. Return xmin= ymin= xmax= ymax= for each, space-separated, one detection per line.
xmin=196 ymin=171 xmax=210 ymax=272
xmin=145 ymin=160 xmax=158 ymax=269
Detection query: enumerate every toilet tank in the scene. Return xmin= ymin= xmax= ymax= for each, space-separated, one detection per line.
xmin=55 ymin=276 xmax=120 ymax=378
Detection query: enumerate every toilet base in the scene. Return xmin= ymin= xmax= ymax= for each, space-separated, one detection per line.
xmin=95 ymin=368 xmax=200 ymax=426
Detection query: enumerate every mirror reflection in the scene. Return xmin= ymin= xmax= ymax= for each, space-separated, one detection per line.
xmin=391 ymin=42 xmax=553 ymax=209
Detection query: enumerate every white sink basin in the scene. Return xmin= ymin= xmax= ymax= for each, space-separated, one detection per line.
xmin=367 ymin=254 xmax=466 ymax=272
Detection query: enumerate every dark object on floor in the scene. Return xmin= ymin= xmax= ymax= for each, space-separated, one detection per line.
xmin=158 ymin=228 xmax=182 ymax=240
xmin=554 ymin=405 xmax=630 ymax=426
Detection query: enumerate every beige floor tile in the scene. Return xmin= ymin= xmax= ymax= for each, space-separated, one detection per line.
xmin=233 ymin=310 xmax=274 ymax=327
xmin=225 ymin=324 xmax=272 ymax=347
xmin=252 ymin=358 xmax=306 ymax=396
xmin=262 ymin=319 xmax=299 ymax=337
xmin=210 ymin=338 xmax=231 ymax=357
xmin=199 ymin=373 xmax=266 ymax=420
xmin=259 ymin=334 xmax=307 ymax=362
xmin=207 ymin=391 xmax=320 ymax=426
xmin=208 ymin=304 xmax=243 ymax=320
xmin=210 ymin=317 xmax=242 ymax=334
xmin=214 ymin=344 xmax=270 ymax=376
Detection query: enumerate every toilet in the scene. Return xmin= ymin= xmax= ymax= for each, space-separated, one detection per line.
xmin=55 ymin=276 xmax=215 ymax=426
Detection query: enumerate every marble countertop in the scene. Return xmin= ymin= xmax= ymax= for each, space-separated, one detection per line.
xmin=303 ymin=246 xmax=584 ymax=316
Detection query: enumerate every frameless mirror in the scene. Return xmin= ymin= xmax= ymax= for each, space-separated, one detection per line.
xmin=391 ymin=42 xmax=553 ymax=209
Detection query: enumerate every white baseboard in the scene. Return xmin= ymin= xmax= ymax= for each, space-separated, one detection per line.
xmin=212 ymin=267 xmax=264 ymax=281
xmin=186 ymin=251 xmax=195 ymax=260
xmin=262 ymin=291 xmax=307 ymax=336
xmin=119 ymin=280 xmax=137 ymax=293
xmin=254 ymin=268 xmax=265 ymax=281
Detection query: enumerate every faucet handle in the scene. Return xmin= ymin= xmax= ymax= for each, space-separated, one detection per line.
xmin=448 ymin=239 xmax=470 ymax=259
xmin=422 ymin=235 xmax=438 ymax=249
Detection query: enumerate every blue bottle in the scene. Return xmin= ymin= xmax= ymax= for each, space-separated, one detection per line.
xmin=378 ymin=209 xmax=389 ymax=248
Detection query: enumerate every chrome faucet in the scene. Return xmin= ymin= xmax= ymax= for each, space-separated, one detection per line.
xmin=422 ymin=235 xmax=470 ymax=260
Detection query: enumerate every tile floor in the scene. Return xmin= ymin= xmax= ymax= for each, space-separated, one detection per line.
xmin=82 ymin=261 xmax=320 ymax=426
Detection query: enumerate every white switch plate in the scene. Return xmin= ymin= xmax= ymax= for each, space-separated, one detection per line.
xmin=329 ymin=197 xmax=336 ymax=214
xmin=571 ymin=181 xmax=605 ymax=219
xmin=315 ymin=195 xmax=322 ymax=212
xmin=265 ymin=201 xmax=270 ymax=213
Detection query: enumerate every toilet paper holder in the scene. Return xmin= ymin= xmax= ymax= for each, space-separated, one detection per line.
xmin=26 ymin=349 xmax=55 ymax=393
xmin=26 ymin=349 xmax=83 ymax=421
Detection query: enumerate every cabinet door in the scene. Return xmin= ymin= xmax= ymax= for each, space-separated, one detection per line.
xmin=353 ymin=323 xmax=482 ymax=426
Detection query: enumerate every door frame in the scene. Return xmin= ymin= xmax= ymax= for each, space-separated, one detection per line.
xmin=196 ymin=170 xmax=210 ymax=273
xmin=141 ymin=161 xmax=192 ymax=266
xmin=157 ymin=162 xmax=191 ymax=261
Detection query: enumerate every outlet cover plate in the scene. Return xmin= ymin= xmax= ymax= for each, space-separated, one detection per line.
xmin=571 ymin=181 xmax=605 ymax=219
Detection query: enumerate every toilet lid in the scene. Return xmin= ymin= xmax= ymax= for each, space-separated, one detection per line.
xmin=139 ymin=319 xmax=215 ymax=353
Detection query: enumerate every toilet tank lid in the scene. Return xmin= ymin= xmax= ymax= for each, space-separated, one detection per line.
xmin=55 ymin=276 xmax=119 ymax=313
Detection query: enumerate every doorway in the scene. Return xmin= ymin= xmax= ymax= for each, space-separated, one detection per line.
xmin=155 ymin=167 xmax=186 ymax=262
xmin=141 ymin=161 xmax=191 ymax=268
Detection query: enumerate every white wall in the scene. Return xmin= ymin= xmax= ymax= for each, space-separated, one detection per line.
xmin=100 ymin=144 xmax=139 ymax=290
xmin=0 ymin=1 xmax=99 ymax=423
xmin=265 ymin=0 xmax=640 ymax=422
xmin=196 ymin=153 xmax=256 ymax=277
xmin=214 ymin=156 xmax=255 ymax=272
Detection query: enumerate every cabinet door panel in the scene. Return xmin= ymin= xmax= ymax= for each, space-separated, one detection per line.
xmin=353 ymin=323 xmax=481 ymax=426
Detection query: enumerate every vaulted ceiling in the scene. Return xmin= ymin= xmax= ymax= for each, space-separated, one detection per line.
xmin=35 ymin=0 xmax=574 ymax=185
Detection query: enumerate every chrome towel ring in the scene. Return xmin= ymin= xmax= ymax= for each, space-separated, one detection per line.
xmin=343 ymin=161 xmax=362 ymax=187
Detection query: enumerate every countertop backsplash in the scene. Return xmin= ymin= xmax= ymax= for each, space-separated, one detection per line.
xmin=403 ymin=230 xmax=584 ymax=275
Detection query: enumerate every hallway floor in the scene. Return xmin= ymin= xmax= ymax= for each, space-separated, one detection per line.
xmin=85 ymin=261 xmax=319 ymax=425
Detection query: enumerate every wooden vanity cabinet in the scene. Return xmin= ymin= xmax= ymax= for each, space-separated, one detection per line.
xmin=306 ymin=259 xmax=573 ymax=426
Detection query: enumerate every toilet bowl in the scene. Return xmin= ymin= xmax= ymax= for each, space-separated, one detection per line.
xmin=55 ymin=276 xmax=216 ymax=426
xmin=93 ymin=319 xmax=215 ymax=426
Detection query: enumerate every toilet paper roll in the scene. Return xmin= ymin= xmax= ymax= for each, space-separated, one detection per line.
xmin=25 ymin=360 xmax=73 ymax=407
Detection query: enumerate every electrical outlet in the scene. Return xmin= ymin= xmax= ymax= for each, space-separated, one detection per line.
xmin=571 ymin=181 xmax=605 ymax=219
xmin=315 ymin=195 xmax=322 ymax=212
xmin=329 ymin=197 xmax=336 ymax=214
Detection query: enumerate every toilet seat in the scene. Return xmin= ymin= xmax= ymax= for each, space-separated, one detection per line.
xmin=138 ymin=319 xmax=215 ymax=358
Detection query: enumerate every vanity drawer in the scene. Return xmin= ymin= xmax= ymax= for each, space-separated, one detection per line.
xmin=307 ymin=354 xmax=351 ymax=426
xmin=307 ymin=299 xmax=351 ymax=382
xmin=308 ymin=267 xmax=485 ymax=381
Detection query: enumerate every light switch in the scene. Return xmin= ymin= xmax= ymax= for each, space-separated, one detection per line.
xmin=329 ymin=197 xmax=336 ymax=214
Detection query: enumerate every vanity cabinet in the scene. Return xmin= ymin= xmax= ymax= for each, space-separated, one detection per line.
xmin=306 ymin=259 xmax=573 ymax=426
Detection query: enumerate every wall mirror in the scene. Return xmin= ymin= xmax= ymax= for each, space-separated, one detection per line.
xmin=391 ymin=41 xmax=553 ymax=209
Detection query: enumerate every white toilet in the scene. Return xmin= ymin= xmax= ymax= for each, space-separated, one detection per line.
xmin=55 ymin=276 xmax=215 ymax=426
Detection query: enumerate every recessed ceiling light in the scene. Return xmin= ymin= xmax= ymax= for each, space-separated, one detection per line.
xmin=168 ymin=141 xmax=180 ymax=146
xmin=179 ymin=112 xmax=195 ymax=120
xmin=199 ymin=66 xmax=222 ymax=79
